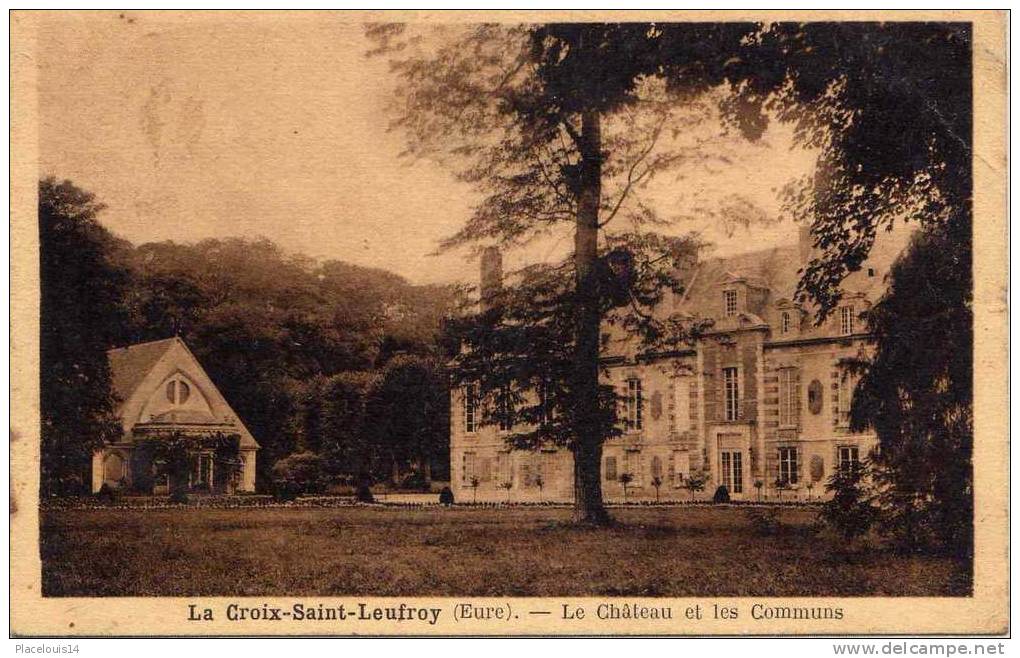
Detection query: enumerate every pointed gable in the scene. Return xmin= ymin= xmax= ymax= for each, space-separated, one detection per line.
xmin=107 ymin=338 xmax=177 ymax=408
xmin=106 ymin=337 xmax=259 ymax=449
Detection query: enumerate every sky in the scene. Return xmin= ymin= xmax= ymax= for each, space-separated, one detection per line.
xmin=37 ymin=13 xmax=818 ymax=285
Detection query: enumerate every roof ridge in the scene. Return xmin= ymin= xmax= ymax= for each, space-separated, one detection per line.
xmin=107 ymin=336 xmax=180 ymax=354
xmin=702 ymin=242 xmax=797 ymax=264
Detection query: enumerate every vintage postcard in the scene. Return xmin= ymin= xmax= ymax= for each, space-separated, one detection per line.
xmin=9 ymin=9 xmax=1008 ymax=638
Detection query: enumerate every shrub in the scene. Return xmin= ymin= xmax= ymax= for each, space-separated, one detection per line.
xmin=355 ymin=483 xmax=375 ymax=503
xmin=271 ymin=452 xmax=326 ymax=495
xmin=820 ymin=466 xmax=878 ymax=544
xmin=712 ymin=485 xmax=730 ymax=504
xmin=683 ymin=473 xmax=707 ymax=502
xmin=400 ymin=471 xmax=429 ymax=491
xmin=746 ymin=506 xmax=784 ymax=536
xmin=272 ymin=479 xmax=301 ymax=502
xmin=438 ymin=486 xmax=455 ymax=506
xmin=96 ymin=482 xmax=120 ymax=504
xmin=169 ymin=487 xmax=189 ymax=505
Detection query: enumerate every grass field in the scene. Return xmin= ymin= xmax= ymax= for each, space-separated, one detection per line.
xmin=40 ymin=505 xmax=971 ymax=597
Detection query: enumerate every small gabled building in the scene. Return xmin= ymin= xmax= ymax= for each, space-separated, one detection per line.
xmin=93 ymin=337 xmax=259 ymax=493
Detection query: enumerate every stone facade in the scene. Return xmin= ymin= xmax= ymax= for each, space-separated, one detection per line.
xmin=92 ymin=337 xmax=259 ymax=494
xmin=450 ymin=226 xmax=910 ymax=503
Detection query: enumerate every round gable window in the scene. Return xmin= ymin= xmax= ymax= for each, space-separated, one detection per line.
xmin=807 ymin=379 xmax=824 ymax=415
xmin=165 ymin=378 xmax=192 ymax=405
xmin=178 ymin=381 xmax=190 ymax=404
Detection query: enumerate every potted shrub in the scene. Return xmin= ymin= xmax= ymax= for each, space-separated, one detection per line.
xmin=619 ymin=473 xmax=634 ymax=502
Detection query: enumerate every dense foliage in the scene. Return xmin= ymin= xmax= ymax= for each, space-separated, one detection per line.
xmin=850 ymin=227 xmax=973 ymax=556
xmin=39 ymin=178 xmax=130 ymax=496
xmin=723 ymin=23 xmax=973 ymax=557
xmin=39 ymin=179 xmax=456 ymax=494
xmin=374 ymin=22 xmax=974 ymax=536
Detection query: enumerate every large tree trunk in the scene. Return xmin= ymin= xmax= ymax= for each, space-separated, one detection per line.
xmin=571 ymin=109 xmax=611 ymax=525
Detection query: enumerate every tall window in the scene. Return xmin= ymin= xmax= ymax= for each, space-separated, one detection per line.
xmin=461 ymin=452 xmax=476 ymax=483
xmin=837 ymin=372 xmax=853 ymax=427
xmin=781 ymin=311 xmax=791 ymax=334
xmin=778 ymin=446 xmax=799 ymax=484
xmin=539 ymin=380 xmax=554 ymax=425
xmin=651 ymin=455 xmax=663 ymax=480
xmin=840 ymin=305 xmax=855 ymax=335
xmin=497 ymin=385 xmax=513 ymax=432
xmin=838 ymin=445 xmax=860 ymax=474
xmin=604 ymin=455 xmax=618 ymax=481
xmin=778 ymin=367 xmax=797 ymax=427
xmin=463 ymin=384 xmax=477 ymax=434
xmin=626 ymin=378 xmax=643 ymax=431
xmin=721 ymin=451 xmax=743 ymax=493
xmin=623 ymin=449 xmax=642 ymax=485
xmin=724 ymin=289 xmax=738 ymax=316
xmin=723 ymin=367 xmax=739 ymax=421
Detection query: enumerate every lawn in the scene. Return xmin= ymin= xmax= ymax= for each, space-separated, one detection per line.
xmin=40 ymin=505 xmax=971 ymax=597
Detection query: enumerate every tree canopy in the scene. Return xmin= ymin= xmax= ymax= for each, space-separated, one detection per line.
xmin=39 ymin=179 xmax=458 ymax=493
xmin=39 ymin=178 xmax=130 ymax=495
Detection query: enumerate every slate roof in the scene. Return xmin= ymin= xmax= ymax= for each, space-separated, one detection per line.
xmin=107 ymin=337 xmax=179 ymax=407
xmin=677 ymin=244 xmax=802 ymax=316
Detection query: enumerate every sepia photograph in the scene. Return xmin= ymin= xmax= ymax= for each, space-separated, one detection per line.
xmin=9 ymin=9 xmax=1008 ymax=638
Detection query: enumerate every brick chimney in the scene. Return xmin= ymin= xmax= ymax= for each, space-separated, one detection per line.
xmin=799 ymin=221 xmax=815 ymax=265
xmin=480 ymin=246 xmax=502 ymax=311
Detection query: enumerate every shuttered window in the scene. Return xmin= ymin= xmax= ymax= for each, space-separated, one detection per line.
xmin=673 ymin=377 xmax=691 ymax=434
xmin=462 ymin=452 xmax=476 ymax=483
xmin=604 ymin=456 xmax=617 ymax=481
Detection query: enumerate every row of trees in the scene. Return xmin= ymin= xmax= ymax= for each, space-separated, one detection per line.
xmin=39 ymin=177 xmax=456 ymax=495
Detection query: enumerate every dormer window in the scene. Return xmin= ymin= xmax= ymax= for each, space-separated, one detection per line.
xmin=840 ymin=305 xmax=856 ymax=336
xmin=724 ymin=290 xmax=738 ymax=317
xmin=165 ymin=379 xmax=191 ymax=405
xmin=781 ymin=311 xmax=791 ymax=334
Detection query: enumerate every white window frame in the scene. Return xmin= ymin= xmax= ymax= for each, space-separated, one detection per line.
xmin=721 ymin=450 xmax=743 ymax=493
xmin=838 ymin=445 xmax=860 ymax=474
xmin=723 ymin=367 xmax=739 ymax=421
xmin=463 ymin=384 xmax=477 ymax=434
xmin=626 ymin=378 xmax=643 ymax=431
xmin=778 ymin=446 xmax=799 ymax=485
xmin=840 ymin=305 xmax=855 ymax=336
xmin=778 ymin=367 xmax=797 ymax=427
xmin=724 ymin=289 xmax=738 ymax=317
